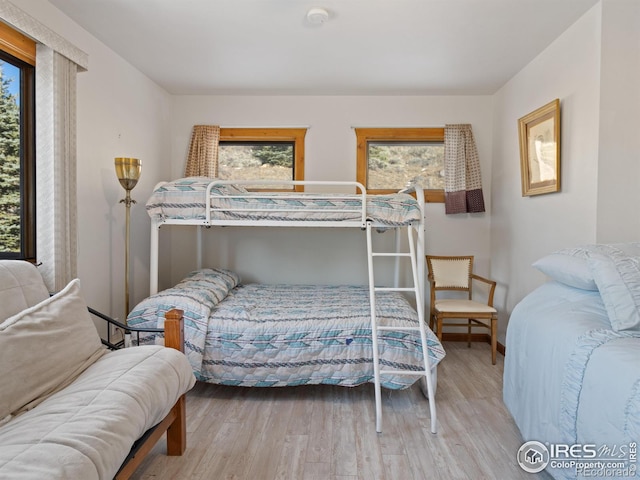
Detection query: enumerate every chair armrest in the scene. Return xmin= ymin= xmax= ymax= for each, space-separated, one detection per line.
xmin=470 ymin=273 xmax=497 ymax=307
xmin=88 ymin=307 xmax=164 ymax=350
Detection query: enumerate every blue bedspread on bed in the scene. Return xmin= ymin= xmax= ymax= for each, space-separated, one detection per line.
xmin=504 ymin=282 xmax=640 ymax=479
xmin=145 ymin=177 xmax=422 ymax=226
xmin=128 ymin=269 xmax=445 ymax=390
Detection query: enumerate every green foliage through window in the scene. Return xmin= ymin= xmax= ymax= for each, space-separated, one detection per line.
xmin=218 ymin=142 xmax=294 ymax=186
xmin=367 ymin=142 xmax=444 ymax=191
xmin=0 ymin=60 xmax=21 ymax=253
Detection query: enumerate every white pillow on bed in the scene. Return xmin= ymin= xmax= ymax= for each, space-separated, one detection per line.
xmin=588 ymin=252 xmax=640 ymax=331
xmin=533 ymin=242 xmax=640 ymax=290
xmin=533 ymin=252 xmax=597 ymax=290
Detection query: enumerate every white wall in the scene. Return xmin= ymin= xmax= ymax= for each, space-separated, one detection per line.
xmin=167 ymin=95 xmax=494 ymax=289
xmin=15 ymin=0 xmax=173 ymax=319
xmin=23 ymin=0 xmax=632 ymax=348
xmin=491 ymin=4 xmax=602 ymax=341
xmin=596 ymin=0 xmax=640 ymax=242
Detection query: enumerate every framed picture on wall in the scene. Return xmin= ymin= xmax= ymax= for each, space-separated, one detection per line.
xmin=518 ymin=99 xmax=561 ymax=196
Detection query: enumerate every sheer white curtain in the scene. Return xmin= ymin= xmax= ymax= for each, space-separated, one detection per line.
xmin=184 ymin=125 xmax=221 ymax=178
xmin=444 ymin=124 xmax=486 ymax=215
xmin=0 ymin=0 xmax=87 ymax=291
xmin=36 ymin=45 xmax=78 ymax=290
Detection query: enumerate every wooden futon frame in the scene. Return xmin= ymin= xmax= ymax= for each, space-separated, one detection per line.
xmin=90 ymin=308 xmax=188 ymax=480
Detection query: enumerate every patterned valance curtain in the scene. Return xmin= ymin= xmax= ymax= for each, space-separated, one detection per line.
xmin=184 ymin=125 xmax=220 ymax=178
xmin=444 ymin=124 xmax=486 ymax=215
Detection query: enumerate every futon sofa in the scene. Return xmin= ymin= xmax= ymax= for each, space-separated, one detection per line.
xmin=0 ymin=260 xmax=196 ymax=479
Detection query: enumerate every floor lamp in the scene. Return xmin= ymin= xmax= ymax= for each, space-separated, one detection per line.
xmin=115 ymin=157 xmax=142 ymax=328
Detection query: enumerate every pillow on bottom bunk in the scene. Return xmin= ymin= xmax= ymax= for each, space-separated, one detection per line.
xmin=126 ymin=268 xmax=241 ymax=372
xmin=128 ymin=268 xmax=240 ymax=327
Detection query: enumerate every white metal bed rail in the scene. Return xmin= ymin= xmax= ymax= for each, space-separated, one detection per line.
xmin=205 ymin=180 xmax=368 ymax=228
xmin=149 ymin=180 xmax=425 ymax=295
xmin=146 ymin=178 xmax=435 ymax=433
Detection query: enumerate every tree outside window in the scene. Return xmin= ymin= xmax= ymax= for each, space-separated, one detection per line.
xmin=0 ymin=51 xmax=35 ymax=260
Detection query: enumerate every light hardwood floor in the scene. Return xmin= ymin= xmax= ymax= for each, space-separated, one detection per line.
xmin=130 ymin=342 xmax=552 ymax=480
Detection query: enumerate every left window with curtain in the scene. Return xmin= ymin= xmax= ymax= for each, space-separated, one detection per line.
xmin=0 ymin=22 xmax=36 ymax=261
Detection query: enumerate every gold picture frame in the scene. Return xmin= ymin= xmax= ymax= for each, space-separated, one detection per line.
xmin=518 ymin=99 xmax=560 ymax=196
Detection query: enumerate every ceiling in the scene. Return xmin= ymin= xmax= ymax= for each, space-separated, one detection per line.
xmin=49 ymin=0 xmax=599 ymax=96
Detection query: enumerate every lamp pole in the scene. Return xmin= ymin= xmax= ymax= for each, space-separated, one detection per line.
xmin=114 ymin=157 xmax=142 ymax=324
xmin=121 ymin=187 xmax=135 ymax=319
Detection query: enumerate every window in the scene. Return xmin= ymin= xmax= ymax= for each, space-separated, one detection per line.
xmin=355 ymin=128 xmax=445 ymax=203
xmin=0 ymin=24 xmax=36 ymax=260
xmin=218 ymin=128 xmax=306 ymax=191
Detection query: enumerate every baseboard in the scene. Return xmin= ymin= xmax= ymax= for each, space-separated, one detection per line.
xmin=441 ymin=332 xmax=505 ymax=356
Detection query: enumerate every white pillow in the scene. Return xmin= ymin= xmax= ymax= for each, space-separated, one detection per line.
xmin=0 ymin=279 xmax=106 ymax=420
xmin=588 ymin=253 xmax=640 ymax=331
xmin=533 ymin=253 xmax=597 ymax=290
xmin=533 ymin=242 xmax=640 ymax=290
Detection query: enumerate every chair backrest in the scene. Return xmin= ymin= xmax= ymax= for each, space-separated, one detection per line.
xmin=426 ymin=255 xmax=474 ymax=292
xmin=0 ymin=260 xmax=50 ymax=322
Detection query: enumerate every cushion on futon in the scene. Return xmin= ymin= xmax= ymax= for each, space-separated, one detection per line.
xmin=0 ymin=278 xmax=106 ymax=421
xmin=0 ymin=345 xmax=196 ymax=480
xmin=0 ymin=260 xmax=50 ymax=322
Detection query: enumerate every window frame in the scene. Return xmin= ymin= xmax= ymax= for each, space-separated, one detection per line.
xmin=219 ymin=127 xmax=306 ymax=192
xmin=355 ymin=127 xmax=445 ymax=203
xmin=0 ymin=24 xmax=36 ymax=261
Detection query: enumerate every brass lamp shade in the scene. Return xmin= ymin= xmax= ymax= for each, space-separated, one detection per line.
xmin=114 ymin=157 xmax=142 ymax=191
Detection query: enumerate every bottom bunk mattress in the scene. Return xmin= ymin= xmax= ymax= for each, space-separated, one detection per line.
xmin=127 ymin=268 xmax=445 ymax=389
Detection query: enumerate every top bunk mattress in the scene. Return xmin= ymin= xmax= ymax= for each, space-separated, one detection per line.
xmin=145 ymin=177 xmax=422 ymax=226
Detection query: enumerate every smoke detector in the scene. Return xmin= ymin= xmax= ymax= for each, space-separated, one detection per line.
xmin=306 ymin=7 xmax=329 ymax=25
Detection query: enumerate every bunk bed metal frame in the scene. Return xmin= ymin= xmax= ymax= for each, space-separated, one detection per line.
xmin=147 ymin=179 xmax=437 ymax=434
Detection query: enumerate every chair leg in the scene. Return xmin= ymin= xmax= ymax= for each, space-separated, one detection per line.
xmin=437 ymin=316 xmax=443 ymax=342
xmin=491 ymin=316 xmax=497 ymax=365
xmin=467 ymin=319 xmax=472 ymax=348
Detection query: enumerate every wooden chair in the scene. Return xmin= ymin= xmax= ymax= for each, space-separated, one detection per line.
xmin=426 ymin=255 xmax=498 ymax=364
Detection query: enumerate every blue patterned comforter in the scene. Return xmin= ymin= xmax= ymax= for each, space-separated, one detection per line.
xmin=145 ymin=177 xmax=422 ymax=226
xmin=128 ymin=269 xmax=445 ymax=389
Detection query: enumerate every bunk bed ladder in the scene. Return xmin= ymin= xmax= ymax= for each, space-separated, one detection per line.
xmin=366 ymin=222 xmax=437 ymax=434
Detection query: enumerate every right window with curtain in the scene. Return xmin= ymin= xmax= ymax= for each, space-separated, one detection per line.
xmin=355 ymin=128 xmax=445 ymax=202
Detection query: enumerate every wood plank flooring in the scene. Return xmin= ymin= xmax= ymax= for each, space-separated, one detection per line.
xmin=130 ymin=342 xmax=552 ymax=480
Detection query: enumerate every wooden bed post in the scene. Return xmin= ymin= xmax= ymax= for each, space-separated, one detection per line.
xmin=164 ymin=308 xmax=185 ymax=352
xmin=163 ymin=308 xmax=187 ymax=455
xmin=115 ymin=308 xmax=189 ymax=479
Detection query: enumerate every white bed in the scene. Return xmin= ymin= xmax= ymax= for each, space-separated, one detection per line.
xmin=135 ymin=177 xmax=441 ymax=433
xmin=127 ymin=268 xmax=446 ymax=389
xmin=504 ymin=244 xmax=640 ymax=479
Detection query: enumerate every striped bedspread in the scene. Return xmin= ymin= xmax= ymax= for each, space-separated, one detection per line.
xmin=128 ymin=269 xmax=445 ymax=389
xmin=145 ymin=177 xmax=422 ymax=226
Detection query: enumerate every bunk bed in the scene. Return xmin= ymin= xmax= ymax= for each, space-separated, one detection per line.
xmin=128 ymin=177 xmax=445 ymax=433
